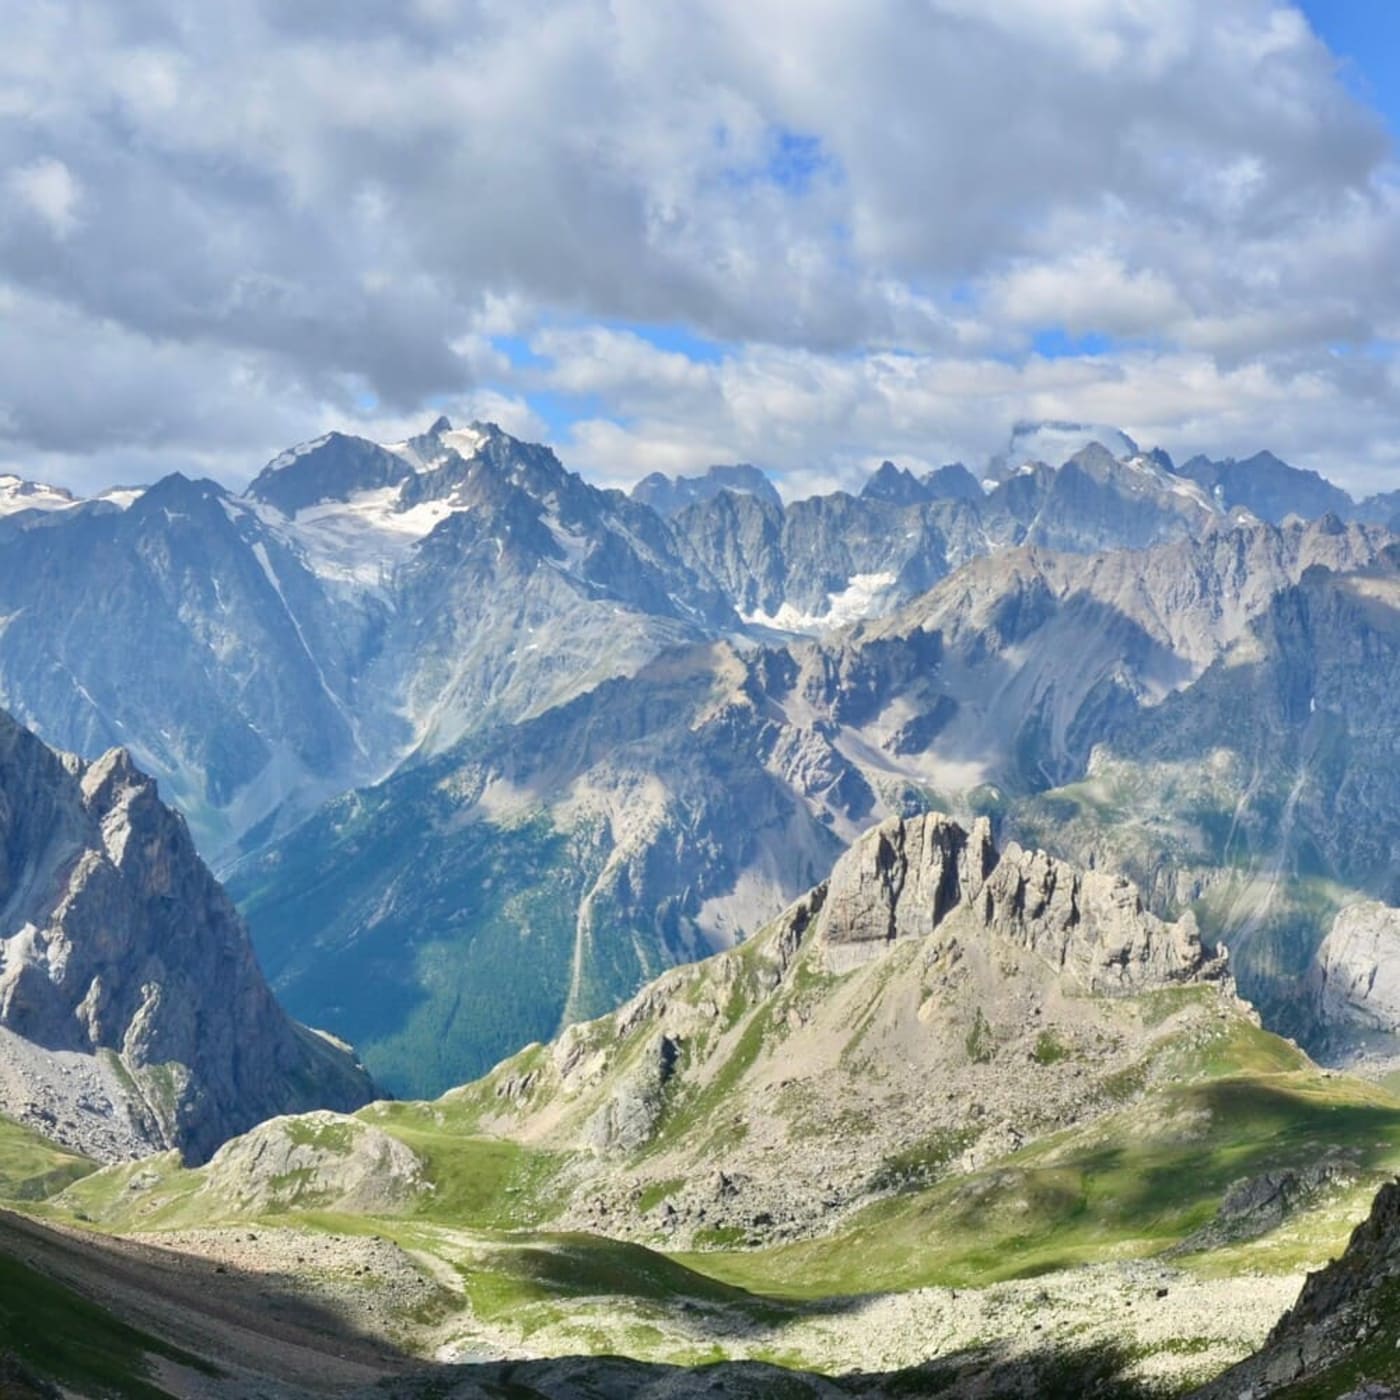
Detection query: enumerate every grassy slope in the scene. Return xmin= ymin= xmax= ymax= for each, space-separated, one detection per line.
xmin=0 ymin=1249 xmax=215 ymax=1399
xmin=0 ymin=1116 xmax=94 ymax=1202
xmin=49 ymin=1015 xmax=1400 ymax=1302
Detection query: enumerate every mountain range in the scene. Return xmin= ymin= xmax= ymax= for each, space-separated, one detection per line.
xmin=0 ymin=415 xmax=1392 ymax=870
xmin=6 ymin=411 xmax=1400 ymax=1393
xmin=4 ymin=417 xmax=1400 ymax=1100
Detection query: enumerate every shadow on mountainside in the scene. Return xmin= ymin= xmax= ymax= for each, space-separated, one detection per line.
xmin=0 ymin=1208 xmax=420 ymax=1396
xmin=346 ymin=1338 xmax=1166 ymax=1399
xmin=0 ymin=1206 xmax=1196 ymax=1399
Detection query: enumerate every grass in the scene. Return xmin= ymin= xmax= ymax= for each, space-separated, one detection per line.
xmin=0 ymin=1249 xmax=218 ymax=1398
xmin=365 ymin=1105 xmax=574 ymax=1229
xmin=450 ymin=1231 xmax=784 ymax=1321
xmin=673 ymin=1065 xmax=1400 ymax=1300
xmin=1032 ymin=1029 xmax=1071 ymax=1065
xmin=0 ymin=1116 xmax=94 ymax=1202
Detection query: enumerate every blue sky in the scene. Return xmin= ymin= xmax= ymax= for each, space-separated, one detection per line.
xmin=1303 ymin=1 xmax=1400 ymax=136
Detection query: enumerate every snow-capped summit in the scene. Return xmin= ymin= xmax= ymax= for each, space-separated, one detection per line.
xmin=387 ymin=415 xmax=490 ymax=471
xmin=0 ymin=472 xmax=78 ymax=517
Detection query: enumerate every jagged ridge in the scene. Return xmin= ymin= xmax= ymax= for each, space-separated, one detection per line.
xmin=0 ymin=711 xmax=372 ymax=1164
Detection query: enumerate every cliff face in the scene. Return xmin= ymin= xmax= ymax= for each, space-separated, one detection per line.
xmin=1195 ymin=1178 xmax=1400 ymax=1397
xmin=0 ymin=712 xmax=372 ymax=1164
xmin=814 ymin=811 xmax=1226 ymax=991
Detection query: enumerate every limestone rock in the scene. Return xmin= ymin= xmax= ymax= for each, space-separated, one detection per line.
xmin=0 ymin=711 xmax=372 ymax=1164
xmin=815 ymin=813 xmax=995 ymax=964
xmin=815 ymin=811 xmax=1226 ymax=993
xmin=1310 ymin=903 xmax=1400 ymax=1038
xmin=196 ymin=1112 xmax=423 ymax=1216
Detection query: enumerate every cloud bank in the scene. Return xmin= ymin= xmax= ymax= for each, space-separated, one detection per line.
xmin=3 ymin=0 xmax=1399 ymax=494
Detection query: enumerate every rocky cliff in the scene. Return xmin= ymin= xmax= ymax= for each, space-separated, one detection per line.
xmin=1310 ymin=904 xmax=1400 ymax=1043
xmin=0 ymin=711 xmax=372 ymax=1163
xmin=1197 ymin=1176 xmax=1400 ymax=1397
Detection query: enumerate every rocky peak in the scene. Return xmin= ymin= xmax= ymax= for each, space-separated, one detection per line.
xmin=815 ymin=812 xmax=996 ymax=955
xmin=632 ymin=463 xmax=782 ymax=516
xmin=816 ymin=811 xmax=1228 ymax=991
xmin=244 ymin=432 xmax=414 ymax=516
xmin=0 ymin=711 xmax=372 ymax=1163
xmin=860 ymin=460 xmax=928 ymax=505
xmin=921 ymin=461 xmax=983 ymax=502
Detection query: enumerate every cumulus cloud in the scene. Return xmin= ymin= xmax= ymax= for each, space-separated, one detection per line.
xmin=540 ymin=335 xmax=1400 ymax=499
xmin=1 ymin=0 xmax=1399 ymax=492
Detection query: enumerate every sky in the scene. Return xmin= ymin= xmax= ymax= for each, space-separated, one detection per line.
xmin=4 ymin=1 xmax=1400 ymax=500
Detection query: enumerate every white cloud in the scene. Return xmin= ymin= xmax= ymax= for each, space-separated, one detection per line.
xmin=0 ymin=0 xmax=1398 ymax=498
xmin=538 ymin=334 xmax=1400 ymax=499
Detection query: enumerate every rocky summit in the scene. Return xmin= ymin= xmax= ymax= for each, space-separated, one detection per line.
xmin=0 ymin=710 xmax=371 ymax=1164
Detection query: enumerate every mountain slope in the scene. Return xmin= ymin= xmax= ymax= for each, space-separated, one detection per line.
xmin=1010 ymin=539 xmax=1400 ymax=1041
xmin=0 ymin=419 xmax=736 ymax=858
xmin=54 ymin=816 xmax=1400 ymax=1393
xmin=663 ymin=438 xmax=1225 ymax=634
xmin=234 ymin=517 xmax=1395 ymax=1095
xmin=445 ymin=809 xmax=1238 ymax=1244
xmin=0 ymin=712 xmax=371 ymax=1164
xmin=1175 ymin=450 xmax=1356 ymax=524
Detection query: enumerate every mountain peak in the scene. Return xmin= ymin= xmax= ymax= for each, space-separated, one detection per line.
xmin=0 ymin=473 xmax=78 ymax=518
xmin=245 ymin=433 xmax=413 ymax=516
xmin=0 ymin=711 xmax=372 ymax=1163
xmin=990 ymin=421 xmax=1139 ymax=480
xmin=860 ymin=459 xmax=928 ymax=505
xmin=427 ymin=413 xmax=454 ymax=435
xmin=632 ymin=462 xmax=782 ymax=516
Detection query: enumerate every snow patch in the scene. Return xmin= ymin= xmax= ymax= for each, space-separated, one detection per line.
xmin=386 ymin=423 xmax=486 ymax=471
xmin=263 ymin=434 xmax=334 ymax=473
xmin=95 ymin=486 xmax=144 ymax=510
xmin=248 ymin=486 xmax=462 ymax=588
xmin=0 ymin=474 xmax=78 ymax=516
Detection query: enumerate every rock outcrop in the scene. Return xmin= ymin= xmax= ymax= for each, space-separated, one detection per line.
xmin=192 ymin=1112 xmax=423 ymax=1216
xmin=1197 ymin=1177 xmax=1400 ymax=1397
xmin=815 ymin=812 xmax=1227 ymax=993
xmin=0 ymin=711 xmax=372 ymax=1164
xmin=1310 ymin=903 xmax=1400 ymax=1040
